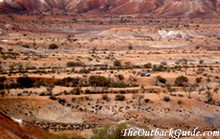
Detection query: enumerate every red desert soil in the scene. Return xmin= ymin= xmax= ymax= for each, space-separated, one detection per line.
xmin=0 ymin=112 xmax=48 ymax=139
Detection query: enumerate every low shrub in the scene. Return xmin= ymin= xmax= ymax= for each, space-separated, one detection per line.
xmin=175 ymin=76 xmax=188 ymax=86
xmin=144 ymin=98 xmax=151 ymax=103
xmin=115 ymin=94 xmax=125 ymax=101
xmin=163 ymin=96 xmax=171 ymax=102
xmin=48 ymin=44 xmax=59 ymax=50
xmin=70 ymin=87 xmax=81 ymax=95
xmin=102 ymin=94 xmax=110 ymax=101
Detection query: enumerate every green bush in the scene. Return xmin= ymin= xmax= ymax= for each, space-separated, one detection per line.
xmin=34 ymin=80 xmax=46 ymax=87
xmin=58 ymin=98 xmax=66 ymax=105
xmin=49 ymin=95 xmax=57 ymax=100
xmin=116 ymin=74 xmax=124 ymax=81
xmin=144 ymin=98 xmax=151 ymax=103
xmin=143 ymin=63 xmax=152 ymax=68
xmin=79 ymin=68 xmax=91 ymax=74
xmin=195 ymin=77 xmax=202 ymax=84
xmin=163 ymin=96 xmax=171 ymax=102
xmin=175 ymin=76 xmax=188 ymax=86
xmin=129 ymin=84 xmax=139 ymax=87
xmin=114 ymin=60 xmax=122 ymax=67
xmin=66 ymin=61 xmax=84 ymax=67
xmin=48 ymin=44 xmax=59 ymax=50
xmin=39 ymin=92 xmax=47 ymax=96
xmin=115 ymin=94 xmax=125 ymax=101
xmin=70 ymin=87 xmax=81 ymax=95
xmin=89 ymin=75 xmax=110 ymax=87
xmin=54 ymin=77 xmax=83 ymax=87
xmin=156 ymin=76 xmax=167 ymax=84
xmin=102 ymin=94 xmax=110 ymax=101
xmin=67 ymin=61 xmax=76 ymax=67
xmin=111 ymin=82 xmax=128 ymax=88
xmin=85 ymin=89 xmax=92 ymax=94
xmin=128 ymin=45 xmax=133 ymax=50
xmin=21 ymin=44 xmax=30 ymax=48
xmin=152 ymin=64 xmax=169 ymax=72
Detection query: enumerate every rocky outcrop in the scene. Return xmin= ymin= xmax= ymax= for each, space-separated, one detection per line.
xmin=0 ymin=0 xmax=220 ymax=17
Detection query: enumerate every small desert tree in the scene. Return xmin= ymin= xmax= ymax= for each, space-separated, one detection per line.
xmin=143 ymin=63 xmax=152 ymax=68
xmin=129 ymin=70 xmax=139 ymax=83
xmin=175 ymin=76 xmax=188 ymax=86
xmin=155 ymin=76 xmax=166 ymax=86
xmin=102 ymin=94 xmax=110 ymax=101
xmin=115 ymin=94 xmax=126 ymax=101
xmin=124 ymin=61 xmax=132 ymax=68
xmin=46 ymin=84 xmax=55 ymax=96
xmin=205 ymin=91 xmax=213 ymax=104
xmin=128 ymin=45 xmax=133 ymax=50
xmin=0 ymin=76 xmax=6 ymax=97
xmin=195 ymin=77 xmax=202 ymax=84
xmin=114 ymin=60 xmax=122 ymax=67
xmin=175 ymin=59 xmax=188 ymax=75
xmin=132 ymin=93 xmax=145 ymax=106
xmin=115 ymin=74 xmax=124 ymax=81
xmin=89 ymin=75 xmax=110 ymax=93
xmin=184 ymin=84 xmax=196 ymax=99
xmin=48 ymin=44 xmax=59 ymax=50
xmin=70 ymin=87 xmax=82 ymax=95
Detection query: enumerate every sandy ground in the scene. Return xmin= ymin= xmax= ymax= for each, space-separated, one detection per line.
xmin=0 ymin=15 xmax=219 ymax=139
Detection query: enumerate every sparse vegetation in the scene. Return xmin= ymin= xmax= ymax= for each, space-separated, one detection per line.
xmin=89 ymin=75 xmax=110 ymax=92
xmin=54 ymin=77 xmax=84 ymax=87
xmin=42 ymin=133 xmax=85 ymax=139
xmin=152 ymin=64 xmax=169 ymax=72
xmin=0 ymin=9 xmax=219 ymax=139
xmin=91 ymin=123 xmax=150 ymax=139
xmin=66 ymin=61 xmax=84 ymax=67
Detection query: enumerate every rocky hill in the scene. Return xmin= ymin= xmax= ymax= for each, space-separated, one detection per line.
xmin=0 ymin=0 xmax=220 ymax=17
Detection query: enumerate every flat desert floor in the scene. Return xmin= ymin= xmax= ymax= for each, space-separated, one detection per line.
xmin=0 ymin=14 xmax=219 ymax=139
